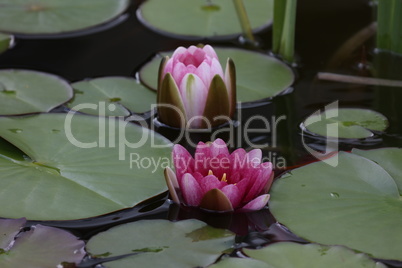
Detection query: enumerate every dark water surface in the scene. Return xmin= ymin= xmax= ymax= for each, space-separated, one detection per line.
xmin=0 ymin=0 xmax=401 ymax=267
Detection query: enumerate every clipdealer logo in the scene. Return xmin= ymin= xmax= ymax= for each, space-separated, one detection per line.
xmin=301 ymin=101 xmax=339 ymax=167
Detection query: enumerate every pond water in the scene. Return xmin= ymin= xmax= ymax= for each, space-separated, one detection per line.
xmin=0 ymin=0 xmax=401 ymax=267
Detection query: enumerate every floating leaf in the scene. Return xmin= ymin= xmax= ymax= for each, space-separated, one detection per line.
xmin=209 ymin=257 xmax=268 ymax=268
xmin=139 ymin=48 xmax=294 ymax=103
xmin=0 ymin=0 xmax=129 ymax=35
xmin=352 ymin=148 xmax=402 ymax=194
xmin=0 ymin=33 xmax=12 ymax=54
xmin=242 ymin=242 xmax=386 ymax=268
xmin=137 ymin=0 xmax=273 ymax=39
xmin=302 ymin=108 xmax=388 ymax=139
xmin=86 ymin=219 xmax=234 ymax=268
xmin=269 ymin=150 xmax=402 ymax=261
xmin=0 ymin=69 xmax=73 ymax=115
xmin=0 ymin=113 xmax=172 ymax=220
xmin=0 ymin=218 xmax=85 ymax=268
xmin=0 ymin=218 xmax=26 ymax=250
xmin=67 ymin=77 xmax=157 ymax=116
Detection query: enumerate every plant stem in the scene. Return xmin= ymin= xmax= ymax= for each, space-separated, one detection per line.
xmin=377 ymin=0 xmax=402 ymax=54
xmin=273 ymin=0 xmax=297 ymax=62
xmin=232 ymin=0 xmax=255 ymax=43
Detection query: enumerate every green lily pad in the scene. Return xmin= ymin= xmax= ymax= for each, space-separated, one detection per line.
xmin=0 ymin=218 xmax=26 ymax=250
xmin=241 ymin=242 xmax=386 ymax=268
xmin=0 ymin=69 xmax=73 ymax=115
xmin=269 ymin=150 xmax=402 ymax=261
xmin=0 ymin=113 xmax=172 ymax=220
xmin=0 ymin=218 xmax=85 ymax=268
xmin=86 ymin=219 xmax=235 ymax=268
xmin=353 ymin=148 xmax=402 ymax=195
xmin=0 ymin=33 xmax=12 ymax=54
xmin=302 ymin=108 xmax=388 ymax=139
xmin=139 ymin=47 xmax=294 ymax=103
xmin=137 ymin=0 xmax=273 ymax=39
xmin=67 ymin=77 xmax=157 ymax=116
xmin=0 ymin=0 xmax=129 ymax=35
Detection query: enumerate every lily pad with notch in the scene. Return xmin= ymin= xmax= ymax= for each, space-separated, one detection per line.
xmin=302 ymin=108 xmax=388 ymax=139
xmin=86 ymin=219 xmax=235 ymax=268
xmin=0 ymin=0 xmax=130 ymax=36
xmin=137 ymin=0 xmax=273 ymax=40
xmin=0 ymin=218 xmax=85 ymax=268
xmin=0 ymin=69 xmax=73 ymax=115
xmin=139 ymin=47 xmax=294 ymax=103
xmin=0 ymin=113 xmax=172 ymax=220
xmin=269 ymin=149 xmax=402 ymax=261
xmin=67 ymin=77 xmax=157 ymax=116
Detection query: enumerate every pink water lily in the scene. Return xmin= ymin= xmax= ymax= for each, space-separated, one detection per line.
xmin=157 ymin=45 xmax=236 ymax=128
xmin=164 ymin=139 xmax=274 ymax=212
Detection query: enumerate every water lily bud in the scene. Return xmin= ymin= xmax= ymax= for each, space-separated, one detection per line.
xmin=164 ymin=139 xmax=274 ymax=212
xmin=157 ymin=45 xmax=236 ymax=128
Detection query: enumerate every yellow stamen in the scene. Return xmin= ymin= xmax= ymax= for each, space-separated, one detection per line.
xmin=208 ymin=170 xmax=213 ymax=176
xmin=221 ymin=173 xmax=227 ymax=183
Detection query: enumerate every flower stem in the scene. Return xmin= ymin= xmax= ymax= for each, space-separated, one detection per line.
xmin=233 ymin=0 xmax=255 ymax=43
xmin=273 ymin=0 xmax=297 ymax=62
xmin=377 ymin=0 xmax=402 ymax=55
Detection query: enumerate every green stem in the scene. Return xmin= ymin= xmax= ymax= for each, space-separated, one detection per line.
xmin=233 ymin=0 xmax=255 ymax=43
xmin=377 ymin=0 xmax=402 ymax=54
xmin=273 ymin=0 xmax=297 ymax=62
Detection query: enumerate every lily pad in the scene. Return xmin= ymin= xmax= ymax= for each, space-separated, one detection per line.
xmin=67 ymin=77 xmax=157 ymax=116
xmin=139 ymin=47 xmax=294 ymax=103
xmin=302 ymin=108 xmax=388 ymax=139
xmin=0 ymin=0 xmax=129 ymax=35
xmin=86 ymin=219 xmax=235 ymax=268
xmin=241 ymin=242 xmax=386 ymax=268
xmin=0 ymin=69 xmax=73 ymax=115
xmin=209 ymin=257 xmax=268 ymax=268
xmin=0 ymin=113 xmax=172 ymax=220
xmin=0 ymin=218 xmax=85 ymax=268
xmin=137 ymin=0 xmax=273 ymax=39
xmin=0 ymin=33 xmax=12 ymax=54
xmin=269 ymin=150 xmax=402 ymax=261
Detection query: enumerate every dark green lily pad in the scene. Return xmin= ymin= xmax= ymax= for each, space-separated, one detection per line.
xmin=137 ymin=0 xmax=273 ymax=39
xmin=209 ymin=257 xmax=268 ymax=268
xmin=67 ymin=77 xmax=157 ymax=116
xmin=302 ymin=108 xmax=388 ymax=139
xmin=0 ymin=113 xmax=172 ymax=220
xmin=269 ymin=150 xmax=402 ymax=261
xmin=0 ymin=218 xmax=85 ymax=268
xmin=86 ymin=219 xmax=235 ymax=268
xmin=241 ymin=242 xmax=386 ymax=268
xmin=0 ymin=33 xmax=12 ymax=54
xmin=0 ymin=0 xmax=129 ymax=35
xmin=0 ymin=69 xmax=73 ymax=115
xmin=139 ymin=47 xmax=294 ymax=103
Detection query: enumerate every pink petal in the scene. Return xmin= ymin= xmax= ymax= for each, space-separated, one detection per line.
xmin=203 ymin=45 xmax=219 ymax=60
xmin=221 ymin=184 xmax=242 ymax=208
xmin=194 ymin=142 xmax=211 ymax=175
xmin=179 ymin=73 xmax=208 ymax=128
xmin=243 ymin=162 xmax=273 ymax=203
xmin=172 ymin=46 xmax=188 ymax=60
xmin=241 ymin=194 xmax=270 ymax=211
xmin=173 ymin=144 xmax=194 ymax=179
xmin=180 ymin=173 xmax=203 ymax=206
xmin=210 ymin=58 xmax=224 ymax=79
xmin=187 ymin=45 xmax=199 ymax=55
xmin=191 ymin=48 xmax=206 ymax=67
xmin=210 ymin=139 xmax=229 ymax=158
xmin=247 ymin=149 xmax=262 ymax=166
xmin=195 ymin=62 xmax=212 ymax=87
xmin=199 ymin=175 xmax=226 ymax=193
xmin=186 ymin=64 xmax=197 ymax=74
xmin=172 ymin=61 xmax=188 ymax=87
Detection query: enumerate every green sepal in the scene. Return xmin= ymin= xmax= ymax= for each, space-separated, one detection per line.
xmin=202 ymin=74 xmax=230 ymax=128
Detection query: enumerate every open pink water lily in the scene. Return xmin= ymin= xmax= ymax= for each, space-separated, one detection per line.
xmin=164 ymin=139 xmax=274 ymax=212
xmin=157 ymin=45 xmax=236 ymax=128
